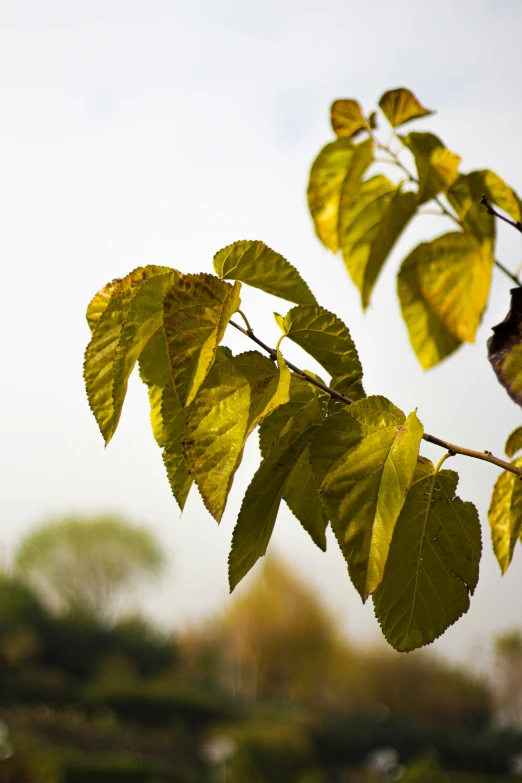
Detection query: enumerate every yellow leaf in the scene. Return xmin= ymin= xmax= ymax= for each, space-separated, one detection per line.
xmin=378 ymin=87 xmax=434 ymax=128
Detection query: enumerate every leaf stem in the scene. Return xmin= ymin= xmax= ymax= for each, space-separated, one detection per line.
xmin=378 ymin=139 xmax=522 ymax=286
xmin=229 ymin=320 xmax=354 ymax=405
xmin=237 ymin=309 xmax=254 ymax=335
xmin=229 ymin=319 xmax=522 ymax=480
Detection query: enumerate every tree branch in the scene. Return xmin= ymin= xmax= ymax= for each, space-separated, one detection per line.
xmin=229 ymin=319 xmax=522 ymax=480
xmin=481 ymin=194 xmax=522 ymax=234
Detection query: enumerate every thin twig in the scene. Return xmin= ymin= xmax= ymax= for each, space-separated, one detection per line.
xmin=481 ymin=195 xmax=522 ymax=234
xmin=378 ymin=141 xmax=522 ymax=287
xmin=229 ymin=320 xmax=355 ymax=405
xmin=229 ymin=319 xmax=522 ymax=480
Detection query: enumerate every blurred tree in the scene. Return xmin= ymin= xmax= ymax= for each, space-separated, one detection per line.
xmin=494 ymin=631 xmax=522 ymax=726
xmin=185 ymin=556 xmax=358 ymax=705
xmin=357 ymin=648 xmax=493 ymax=733
xmin=14 ymin=515 xmax=165 ymax=623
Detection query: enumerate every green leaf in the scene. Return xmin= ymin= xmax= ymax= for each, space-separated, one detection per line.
xmin=339 ymin=176 xmax=416 ymax=308
xmin=402 ymin=132 xmax=460 ymax=204
xmin=84 ymin=266 xmax=174 ymax=444
xmin=308 ymin=138 xmax=374 ymax=253
xmin=373 ymin=459 xmax=481 ymax=651
xmin=415 ymin=232 xmax=494 ymax=343
xmin=310 ymin=397 xmax=424 ymax=600
xmin=229 ymin=399 xmax=322 ymax=590
xmin=138 ymin=328 xmax=173 ymax=448
xmin=183 ymin=351 xmax=290 ymax=522
xmin=258 ymin=375 xmax=327 ymax=457
xmin=447 ymin=169 xmax=521 ymax=242
xmin=330 ymin=99 xmax=370 ymax=138
xmin=278 ymin=304 xmax=363 ymax=388
xmin=162 ymin=383 xmax=193 ymax=511
xmin=163 ymin=274 xmax=241 ymax=407
xmin=488 ymin=288 xmax=522 ymax=409
xmin=378 ymin=87 xmax=434 ymax=128
xmin=138 ymin=327 xmax=172 ymax=389
xmin=214 ymin=240 xmax=316 ymax=306
xmin=506 ymin=427 xmax=522 ymax=458
xmin=283 ymin=442 xmax=328 ymax=551
xmin=86 ymin=279 xmax=124 ymax=333
xmin=489 ymin=459 xmax=522 ymax=574
xmin=111 ymin=271 xmax=179 ymax=443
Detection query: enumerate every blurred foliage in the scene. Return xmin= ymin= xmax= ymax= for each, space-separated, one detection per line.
xmin=0 ymin=544 xmax=519 ymax=781
xmin=15 ymin=515 xmax=165 ymax=621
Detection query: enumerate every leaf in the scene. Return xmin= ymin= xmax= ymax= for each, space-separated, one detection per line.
xmin=163 ymin=274 xmax=241 ymax=407
xmin=183 ymin=351 xmax=290 ymax=522
xmin=397 ymin=242 xmax=463 ymax=370
xmin=489 ymin=458 xmax=522 ymax=574
xmin=328 ymin=374 xmax=366 ymax=413
xmin=86 ymin=279 xmax=123 ymax=332
xmin=138 ymin=327 xmax=172 ymax=389
xmin=447 ymin=169 xmax=521 ymax=242
xmin=229 ymin=399 xmax=322 ymax=590
xmin=331 ymin=99 xmax=370 ymax=138
xmin=339 ymin=176 xmax=416 ymax=308
xmin=415 ymin=232 xmax=494 ymax=343
xmin=373 ymin=459 xmax=481 ymax=651
xmin=488 ymin=288 xmax=522 ymax=409
xmin=139 ymin=329 xmax=173 ymax=448
xmin=506 ymin=427 xmax=522 ymax=458
xmin=402 ymin=132 xmax=460 ymax=204
xmin=283 ymin=442 xmax=328 ymax=551
xmin=84 ymin=266 xmax=174 ymax=444
xmin=213 ymin=240 xmax=316 ymax=305
xmin=378 ymin=87 xmax=434 ymax=128
xmin=162 ymin=383 xmax=193 ymax=510
xmin=258 ymin=375 xmax=327 ymax=457
xmin=111 ymin=271 xmax=179 ymax=442
xmin=308 ymin=138 xmax=374 ymax=253
xmin=311 ymin=397 xmax=424 ymax=599
xmin=278 ymin=304 xmax=363 ymax=388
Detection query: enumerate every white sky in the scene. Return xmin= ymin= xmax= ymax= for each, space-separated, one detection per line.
xmin=2 ymin=0 xmax=522 ymax=667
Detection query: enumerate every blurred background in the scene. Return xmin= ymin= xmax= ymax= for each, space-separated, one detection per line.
xmin=2 ymin=0 xmax=522 ymax=779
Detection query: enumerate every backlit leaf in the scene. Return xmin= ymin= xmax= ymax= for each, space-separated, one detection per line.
xmin=378 ymin=87 xmax=433 ymax=128
xmin=340 ymin=175 xmax=416 ymax=307
xmin=416 ymin=232 xmax=494 ymax=343
xmin=489 ymin=458 xmax=522 ymax=574
xmin=84 ymin=265 xmax=173 ymax=444
xmin=311 ymin=397 xmax=424 ymax=599
xmin=163 ymin=274 xmax=241 ymax=407
xmin=308 ymin=138 xmax=374 ymax=253
xmin=284 ymin=442 xmax=328 ymax=551
xmin=111 ymin=271 xmax=178 ymax=442
xmin=183 ymin=351 xmax=290 ymax=522
xmin=279 ymin=304 xmax=363 ymax=387
xmin=229 ymin=400 xmax=322 ymax=590
xmin=331 ymin=99 xmax=369 ymax=138
xmin=258 ymin=375 xmax=327 ymax=457
xmin=506 ymin=427 xmax=522 ymax=458
xmin=374 ymin=459 xmax=481 ymax=651
xmin=162 ymin=383 xmax=192 ymax=510
xmin=448 ymin=169 xmax=521 ymax=242
xmin=402 ymin=132 xmax=460 ymax=204
xmin=139 ymin=329 xmax=173 ymax=448
xmin=397 ymin=243 xmax=462 ymax=369
xmin=214 ymin=240 xmax=316 ymax=305
xmin=488 ymin=288 xmax=522 ymax=409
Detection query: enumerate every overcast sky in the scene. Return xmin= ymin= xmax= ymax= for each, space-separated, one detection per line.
xmin=2 ymin=0 xmax=522 ymax=667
